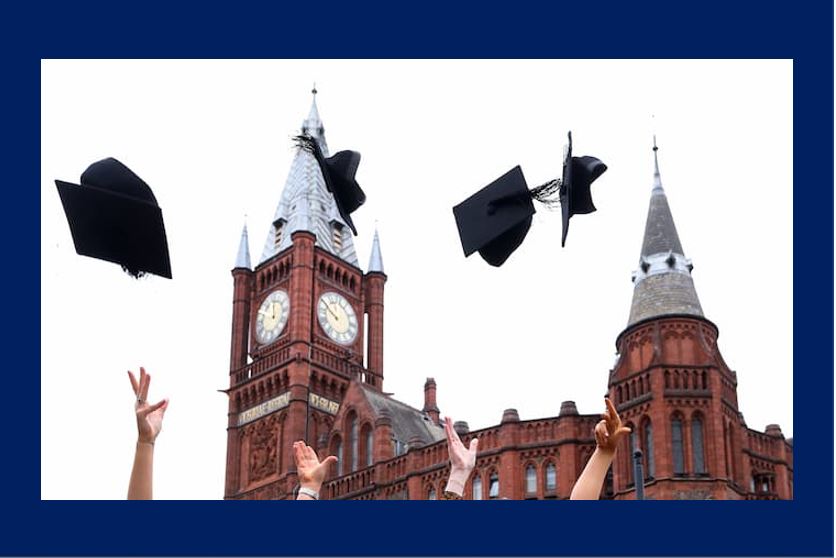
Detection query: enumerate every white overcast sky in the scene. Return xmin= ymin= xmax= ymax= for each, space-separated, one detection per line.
xmin=41 ymin=60 xmax=792 ymax=499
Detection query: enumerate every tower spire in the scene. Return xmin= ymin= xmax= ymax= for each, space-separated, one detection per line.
xmin=627 ymin=139 xmax=702 ymax=326
xmin=301 ymin=84 xmax=327 ymax=152
xmin=368 ymin=226 xmax=384 ymax=273
xmin=259 ymin=88 xmax=358 ymax=266
xmin=652 ymin=134 xmax=663 ymax=193
xmin=234 ymin=221 xmax=251 ymax=269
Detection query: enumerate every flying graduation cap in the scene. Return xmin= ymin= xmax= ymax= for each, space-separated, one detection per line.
xmin=453 ymin=132 xmax=607 ymax=266
xmin=294 ymin=134 xmax=366 ymax=235
xmin=55 ymin=157 xmax=172 ymax=279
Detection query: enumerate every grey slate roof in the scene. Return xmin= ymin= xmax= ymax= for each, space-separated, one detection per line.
xmin=259 ymin=91 xmax=359 ymax=267
xmin=360 ymin=384 xmax=444 ymax=446
xmin=627 ymin=144 xmax=703 ymax=327
xmin=640 ymin=149 xmax=684 ymax=257
xmin=628 ymin=272 xmax=704 ymax=325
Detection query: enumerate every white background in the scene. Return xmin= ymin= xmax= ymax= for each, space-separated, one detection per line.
xmin=41 ymin=60 xmax=792 ymax=499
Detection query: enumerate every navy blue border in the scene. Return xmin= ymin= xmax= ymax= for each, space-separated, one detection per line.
xmin=9 ymin=0 xmax=832 ymax=555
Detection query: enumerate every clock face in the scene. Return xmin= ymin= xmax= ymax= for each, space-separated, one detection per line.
xmin=317 ymin=292 xmax=358 ymax=345
xmin=255 ymin=290 xmax=290 ymax=345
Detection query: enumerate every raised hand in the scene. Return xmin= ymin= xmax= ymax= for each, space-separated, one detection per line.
xmin=570 ymin=398 xmax=630 ymax=500
xmin=293 ymin=441 xmax=337 ymax=495
xmin=594 ymin=398 xmax=631 ymax=454
xmin=127 ymin=366 xmax=168 ymax=499
xmin=444 ymin=416 xmax=478 ymax=473
xmin=443 ymin=416 xmax=478 ymax=497
xmin=128 ymin=367 xmax=168 ymax=444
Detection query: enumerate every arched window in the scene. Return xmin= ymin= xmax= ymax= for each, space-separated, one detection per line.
xmin=672 ymin=416 xmax=685 ymax=475
xmin=525 ymin=465 xmax=537 ymax=495
xmin=643 ymin=419 xmax=655 ymax=478
xmin=489 ymin=471 xmax=500 ymax=499
xmin=625 ymin=422 xmax=636 ymax=486
xmin=365 ymin=427 xmax=374 ymax=467
xmin=428 ymin=485 xmax=437 ymax=500
xmin=692 ymin=415 xmax=706 ymax=474
xmin=545 ymin=463 xmax=557 ymax=492
xmin=348 ymin=414 xmax=358 ymax=472
xmin=332 ymin=437 xmax=343 ymax=476
xmin=472 ymin=475 xmax=483 ymax=500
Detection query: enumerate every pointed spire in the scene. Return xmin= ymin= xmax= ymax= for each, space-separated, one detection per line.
xmin=640 ymin=136 xmax=684 ymax=257
xmin=234 ymin=221 xmax=251 ymax=269
xmin=301 ymin=84 xmax=328 ymax=153
xmin=368 ymin=226 xmax=384 ymax=273
xmin=627 ymin=139 xmax=702 ymax=327
xmin=259 ymin=89 xmax=357 ymax=266
xmin=652 ymin=134 xmax=664 ymax=193
xmin=307 ymin=83 xmax=320 ymax=120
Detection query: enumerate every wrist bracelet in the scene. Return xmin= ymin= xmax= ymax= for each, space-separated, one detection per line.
xmin=441 ymin=491 xmax=463 ymax=500
xmin=298 ymin=486 xmax=319 ymax=500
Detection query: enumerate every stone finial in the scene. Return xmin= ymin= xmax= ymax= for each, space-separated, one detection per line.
xmin=501 ymin=408 xmax=520 ymax=423
xmin=559 ymin=401 xmax=579 ymax=416
xmin=407 ymin=435 xmax=425 ymax=450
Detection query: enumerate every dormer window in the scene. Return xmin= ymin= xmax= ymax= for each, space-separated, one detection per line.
xmin=273 ymin=219 xmax=286 ymax=248
xmin=332 ymin=222 xmax=344 ymax=252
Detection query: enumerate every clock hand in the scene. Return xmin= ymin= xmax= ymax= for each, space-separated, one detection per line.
xmin=324 ymin=303 xmax=339 ymax=320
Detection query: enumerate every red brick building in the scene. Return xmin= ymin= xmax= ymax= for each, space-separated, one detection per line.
xmin=222 ymin=94 xmax=792 ymax=500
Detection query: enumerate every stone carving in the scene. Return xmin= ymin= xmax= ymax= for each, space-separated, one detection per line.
xmin=249 ymin=416 xmax=279 ymax=483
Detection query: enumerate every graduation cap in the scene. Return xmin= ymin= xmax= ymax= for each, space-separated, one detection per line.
xmin=294 ymin=135 xmax=366 ymax=235
xmin=453 ymin=131 xmax=607 ymax=267
xmin=559 ymin=131 xmax=608 ymax=247
xmin=55 ymin=158 xmax=172 ymax=279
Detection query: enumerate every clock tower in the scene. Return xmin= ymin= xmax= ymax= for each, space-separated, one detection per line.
xmin=223 ymin=90 xmax=386 ymax=500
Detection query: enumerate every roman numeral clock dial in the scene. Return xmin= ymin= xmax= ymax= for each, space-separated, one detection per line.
xmin=317 ymin=292 xmax=358 ymax=345
xmin=255 ymin=289 xmax=290 ymax=345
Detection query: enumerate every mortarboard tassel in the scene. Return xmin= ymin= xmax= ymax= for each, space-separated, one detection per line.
xmin=529 ymin=178 xmax=562 ymax=209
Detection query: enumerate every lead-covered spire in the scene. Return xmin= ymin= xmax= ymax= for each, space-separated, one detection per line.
xmin=627 ymin=139 xmax=702 ymax=326
xmin=259 ymin=88 xmax=358 ymax=266
xmin=368 ymin=227 xmax=384 ymax=273
xmin=234 ymin=222 xmax=251 ymax=269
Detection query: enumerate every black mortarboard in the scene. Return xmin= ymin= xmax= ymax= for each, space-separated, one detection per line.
xmin=559 ymin=131 xmax=608 ymax=247
xmin=453 ymin=132 xmax=607 ymax=266
xmin=295 ymin=135 xmax=366 ymax=235
xmin=55 ymin=158 xmax=172 ymax=278
xmin=453 ymin=166 xmax=535 ymax=267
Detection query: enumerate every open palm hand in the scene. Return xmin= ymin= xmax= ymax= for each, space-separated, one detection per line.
xmin=293 ymin=441 xmax=337 ymax=489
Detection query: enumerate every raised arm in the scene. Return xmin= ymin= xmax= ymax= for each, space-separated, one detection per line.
xmin=127 ymin=367 xmax=168 ymax=500
xmin=570 ymin=398 xmax=630 ymax=500
xmin=293 ymin=441 xmax=337 ymax=500
xmin=442 ymin=416 xmax=478 ymax=499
